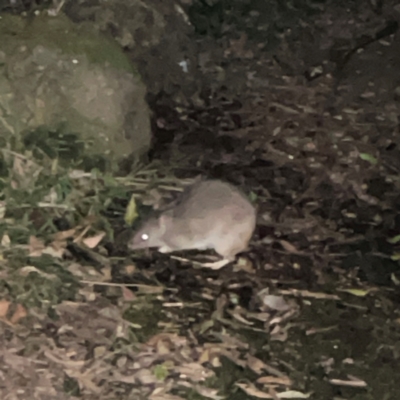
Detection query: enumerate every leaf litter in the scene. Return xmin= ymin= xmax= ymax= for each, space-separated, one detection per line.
xmin=1 ymin=1 xmax=400 ymax=399
xmin=0 ymin=117 xmax=378 ymax=399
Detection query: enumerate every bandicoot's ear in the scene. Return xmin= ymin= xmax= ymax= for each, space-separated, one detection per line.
xmin=158 ymin=214 xmax=171 ymax=234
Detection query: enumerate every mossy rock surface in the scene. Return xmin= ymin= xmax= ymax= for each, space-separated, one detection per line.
xmin=0 ymin=13 xmax=151 ymax=171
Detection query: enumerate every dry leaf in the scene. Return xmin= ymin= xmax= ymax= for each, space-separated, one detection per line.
xmin=247 ymin=354 xmax=270 ymax=375
xmin=157 ymin=338 xmax=172 ymax=355
xmin=83 ymin=232 xmax=106 ymax=249
xmin=193 ymin=385 xmax=224 ymax=399
xmin=29 ymin=235 xmax=45 ymax=257
xmin=237 ymin=383 xmax=310 ymax=399
xmin=150 ymin=393 xmax=186 ymax=400
xmin=0 ymin=201 xmax=6 ymax=219
xmin=261 ymin=295 xmax=290 ymax=311
xmin=73 ymin=374 xmax=102 ymax=394
xmin=236 ymin=382 xmax=274 ymax=398
xmin=279 ymin=240 xmax=298 ymax=253
xmin=42 ymin=245 xmax=64 ymax=259
xmin=329 ymin=377 xmax=367 ymax=388
xmin=275 ymin=390 xmax=311 ymax=398
xmin=0 ymin=300 xmax=11 ymax=318
xmin=134 ymin=369 xmax=159 ymax=385
xmin=12 ymin=157 xmax=25 ymax=178
xmin=122 ymin=264 xmax=137 ymax=276
xmin=257 ymin=376 xmax=293 ymax=386
xmin=199 ymin=349 xmax=211 ymax=364
xmin=337 ymin=288 xmax=372 ymax=297
xmin=73 ymin=225 xmax=91 ymax=244
xmin=147 ymin=333 xmax=185 ymax=347
xmin=19 ymin=266 xmax=58 ymax=281
xmin=121 ymin=286 xmax=136 ymax=301
xmin=10 ymin=304 xmax=27 ymax=324
xmin=48 ymin=238 xmax=67 ymax=259
xmin=176 ymin=362 xmax=214 ymax=381
xmin=52 ymin=228 xmax=76 ymax=241
xmin=1 ymin=234 xmax=10 ymax=248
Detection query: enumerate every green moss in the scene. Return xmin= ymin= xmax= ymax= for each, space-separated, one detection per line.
xmin=0 ymin=13 xmax=135 ymax=73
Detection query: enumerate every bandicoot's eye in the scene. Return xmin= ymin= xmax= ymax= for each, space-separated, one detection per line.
xmin=141 ymin=233 xmax=149 ymax=241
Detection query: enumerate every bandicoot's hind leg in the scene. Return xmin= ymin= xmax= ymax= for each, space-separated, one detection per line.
xmin=202 ymin=258 xmax=232 ymax=270
xmin=201 ymin=237 xmax=249 ymax=269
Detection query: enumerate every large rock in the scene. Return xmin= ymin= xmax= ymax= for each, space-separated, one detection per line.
xmin=0 ymin=14 xmax=151 ymax=171
xmin=64 ymin=0 xmax=200 ymax=101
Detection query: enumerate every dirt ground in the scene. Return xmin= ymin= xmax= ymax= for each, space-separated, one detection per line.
xmin=0 ymin=0 xmax=400 ymax=399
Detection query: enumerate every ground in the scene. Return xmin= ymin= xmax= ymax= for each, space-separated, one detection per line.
xmin=0 ymin=0 xmax=400 ymax=399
